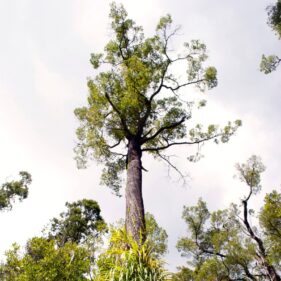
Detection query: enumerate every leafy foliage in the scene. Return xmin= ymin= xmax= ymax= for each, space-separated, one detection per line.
xmin=260 ymin=190 xmax=281 ymax=268
xmin=47 ymin=199 xmax=107 ymax=247
xmin=0 ymin=238 xmax=91 ymax=281
xmin=0 ymin=171 xmax=32 ymax=210
xmin=260 ymin=54 xmax=281 ymax=74
xmin=260 ymin=0 xmax=281 ymax=73
xmin=113 ymin=212 xmax=169 ymax=259
xmin=268 ymin=0 xmax=281 ymax=38
xmin=171 ymin=266 xmax=194 ymax=281
xmin=74 ymin=2 xmax=241 ymax=195
xmin=175 ymin=156 xmax=281 ymax=280
xmin=145 ymin=213 xmax=168 ymax=258
xmin=94 ymin=227 xmax=170 ymax=281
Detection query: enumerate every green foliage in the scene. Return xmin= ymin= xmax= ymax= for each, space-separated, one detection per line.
xmin=0 ymin=238 xmax=91 ymax=281
xmin=171 ymin=266 xmax=194 ymax=281
xmin=261 ymin=1 xmax=281 ymax=73
xmin=0 ymin=171 xmax=32 ymax=210
xmin=260 ymin=190 xmax=281 ymax=268
xmin=94 ymin=228 xmax=170 ymax=281
xmin=74 ymin=2 xmax=240 ymax=195
xmin=176 ymin=156 xmax=281 ymax=280
xmin=260 ymin=54 xmax=281 ymax=74
xmin=145 ymin=213 xmax=168 ymax=258
xmin=268 ymin=0 xmax=281 ymax=38
xmin=235 ymin=154 xmax=265 ymax=193
xmin=109 ymin=212 xmax=168 ymax=259
xmin=47 ymin=199 xmax=107 ymax=247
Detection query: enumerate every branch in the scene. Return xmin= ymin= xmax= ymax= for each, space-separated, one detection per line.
xmin=141 ymin=116 xmax=187 ymax=144
xmin=104 ymin=92 xmax=132 ymax=138
xmin=142 ymin=133 xmax=221 ymax=152
xmin=156 ymin=151 xmax=187 ymax=183
xmin=149 ymin=61 xmax=170 ymax=101
xmin=108 ymin=138 xmax=122 ymax=149
xmin=149 ymin=26 xmax=181 ymax=102
xmin=162 ymin=79 xmax=204 ymax=92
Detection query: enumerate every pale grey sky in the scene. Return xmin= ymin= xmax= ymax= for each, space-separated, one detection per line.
xmin=0 ymin=0 xmax=280 ymax=271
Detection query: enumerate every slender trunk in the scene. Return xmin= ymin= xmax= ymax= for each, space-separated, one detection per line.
xmin=125 ymin=138 xmax=146 ymax=243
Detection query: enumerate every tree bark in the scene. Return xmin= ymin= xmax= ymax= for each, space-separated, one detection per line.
xmin=125 ymin=138 xmax=146 ymax=243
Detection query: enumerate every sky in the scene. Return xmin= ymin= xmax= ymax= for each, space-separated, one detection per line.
xmin=0 ymin=0 xmax=280 ymax=271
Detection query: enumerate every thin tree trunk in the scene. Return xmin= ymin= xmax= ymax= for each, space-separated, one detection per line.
xmin=125 ymin=138 xmax=146 ymax=243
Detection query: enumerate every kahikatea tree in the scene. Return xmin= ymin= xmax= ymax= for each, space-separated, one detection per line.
xmin=0 ymin=171 xmax=32 ymax=211
xmin=74 ymin=3 xmax=241 ymax=242
xmin=260 ymin=0 xmax=281 ymax=73
xmin=176 ymin=156 xmax=281 ymax=281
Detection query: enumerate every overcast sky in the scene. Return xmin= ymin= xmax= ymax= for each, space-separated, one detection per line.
xmin=0 ymin=0 xmax=280 ymax=271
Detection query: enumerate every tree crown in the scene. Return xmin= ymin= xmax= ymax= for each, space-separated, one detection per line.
xmin=75 ymin=2 xmax=241 ymax=195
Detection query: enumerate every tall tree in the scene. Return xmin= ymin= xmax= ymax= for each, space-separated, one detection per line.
xmin=0 ymin=171 xmax=32 ymax=211
xmin=260 ymin=0 xmax=281 ymax=73
xmin=176 ymin=156 xmax=281 ymax=281
xmin=75 ymin=3 xmax=241 ymax=242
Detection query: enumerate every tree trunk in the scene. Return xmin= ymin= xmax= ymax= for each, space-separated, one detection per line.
xmin=125 ymin=138 xmax=146 ymax=243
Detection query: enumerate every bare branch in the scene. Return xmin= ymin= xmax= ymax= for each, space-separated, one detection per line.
xmin=162 ymin=79 xmax=204 ymax=92
xmin=108 ymin=138 xmax=122 ymax=149
xmin=142 ymin=133 xmax=221 ymax=152
xmin=156 ymin=151 xmax=187 ymax=184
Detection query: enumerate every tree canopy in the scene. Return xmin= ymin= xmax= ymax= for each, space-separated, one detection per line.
xmin=175 ymin=156 xmax=281 ymax=280
xmin=0 ymin=171 xmax=32 ymax=211
xmin=47 ymin=199 xmax=107 ymax=247
xmin=74 ymin=3 xmax=241 ymax=195
xmin=260 ymin=0 xmax=281 ymax=73
xmin=74 ymin=2 xmax=241 ymax=242
xmin=0 ymin=238 xmax=91 ymax=281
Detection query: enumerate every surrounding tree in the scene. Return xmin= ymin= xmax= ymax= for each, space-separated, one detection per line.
xmin=175 ymin=156 xmax=281 ymax=280
xmin=145 ymin=212 xmax=168 ymax=258
xmin=260 ymin=0 xmax=281 ymax=73
xmin=74 ymin=2 xmax=241 ymax=242
xmin=0 ymin=238 xmax=91 ymax=281
xmin=47 ymin=199 xmax=107 ymax=247
xmin=172 ymin=266 xmax=194 ymax=281
xmin=0 ymin=171 xmax=32 ymax=211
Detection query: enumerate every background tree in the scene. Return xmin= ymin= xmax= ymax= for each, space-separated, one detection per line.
xmin=46 ymin=199 xmax=107 ymax=276
xmin=0 ymin=199 xmax=107 ymax=281
xmin=0 ymin=171 xmax=32 ymax=211
xmin=47 ymin=199 xmax=107 ymax=247
xmin=176 ymin=156 xmax=281 ymax=281
xmin=75 ymin=2 xmax=241 ymax=243
xmin=145 ymin=212 xmax=168 ymax=259
xmin=260 ymin=0 xmax=281 ymax=73
xmin=172 ymin=266 xmax=194 ymax=281
xmin=0 ymin=238 xmax=91 ymax=281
